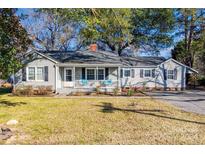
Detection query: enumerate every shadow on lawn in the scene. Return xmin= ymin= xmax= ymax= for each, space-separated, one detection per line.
xmin=95 ymin=102 xmax=205 ymax=125
xmin=0 ymin=99 xmax=27 ymax=107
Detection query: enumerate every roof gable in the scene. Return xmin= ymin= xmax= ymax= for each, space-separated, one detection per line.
xmin=24 ymin=50 xmax=58 ymax=64
xmin=160 ymin=58 xmax=198 ymax=73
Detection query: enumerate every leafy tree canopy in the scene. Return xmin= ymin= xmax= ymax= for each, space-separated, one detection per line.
xmin=173 ymin=8 xmax=205 ymax=67
xmin=0 ymin=9 xmax=31 ymax=79
xmin=42 ymin=8 xmax=175 ymax=56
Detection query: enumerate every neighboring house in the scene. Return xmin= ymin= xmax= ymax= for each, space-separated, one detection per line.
xmin=14 ymin=45 xmax=198 ymax=94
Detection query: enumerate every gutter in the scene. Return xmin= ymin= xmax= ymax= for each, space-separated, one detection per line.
xmin=56 ymin=63 xmax=123 ymax=67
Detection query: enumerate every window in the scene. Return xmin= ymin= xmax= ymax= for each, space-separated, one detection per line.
xmin=167 ymin=70 xmax=174 ymax=79
xmin=65 ymin=69 xmax=72 ymax=81
xmin=98 ymin=69 xmax=105 ymax=80
xmin=37 ymin=67 xmax=44 ymax=81
xmin=28 ymin=67 xmax=35 ymax=80
xmin=87 ymin=69 xmax=95 ymax=80
xmin=124 ymin=69 xmax=131 ymax=77
xmin=144 ymin=70 xmax=151 ymax=77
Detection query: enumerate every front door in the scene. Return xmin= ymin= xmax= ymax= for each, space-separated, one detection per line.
xmin=64 ymin=68 xmax=74 ymax=87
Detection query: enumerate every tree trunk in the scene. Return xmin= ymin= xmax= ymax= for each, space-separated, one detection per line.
xmin=184 ymin=10 xmax=188 ymax=52
xmin=187 ymin=11 xmax=195 ymax=68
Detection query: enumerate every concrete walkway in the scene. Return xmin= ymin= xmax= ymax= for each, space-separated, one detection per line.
xmin=147 ymin=90 xmax=205 ymax=115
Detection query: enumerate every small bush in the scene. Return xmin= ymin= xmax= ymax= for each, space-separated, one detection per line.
xmin=0 ymin=87 xmax=12 ymax=94
xmin=35 ymin=86 xmax=53 ymax=95
xmin=14 ymin=85 xmax=53 ymax=96
xmin=188 ymin=75 xmax=197 ymax=85
xmin=142 ymin=82 xmax=147 ymax=91
xmin=113 ymin=88 xmax=119 ymax=96
xmin=14 ymin=85 xmax=34 ymax=96
xmin=127 ymin=88 xmax=134 ymax=96
xmin=2 ymin=82 xmax=12 ymax=88
xmin=121 ymin=88 xmax=127 ymax=93
xmin=197 ymin=76 xmax=205 ymax=86
xmin=95 ymin=85 xmax=101 ymax=95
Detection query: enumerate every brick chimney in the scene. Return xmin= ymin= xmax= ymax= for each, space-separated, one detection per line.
xmin=89 ymin=44 xmax=97 ymax=52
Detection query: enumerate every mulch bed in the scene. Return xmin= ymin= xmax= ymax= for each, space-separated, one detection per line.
xmin=67 ymin=91 xmax=147 ymax=97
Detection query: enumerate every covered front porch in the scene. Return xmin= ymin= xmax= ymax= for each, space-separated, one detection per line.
xmin=55 ymin=64 xmax=121 ymax=93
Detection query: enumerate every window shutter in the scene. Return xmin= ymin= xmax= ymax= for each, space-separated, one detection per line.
xmin=120 ymin=69 xmax=123 ymax=78
xmin=96 ymin=69 xmax=98 ymax=80
xmin=164 ymin=69 xmax=167 ymax=80
xmin=131 ymin=69 xmax=135 ymax=78
xmin=44 ymin=66 xmax=48 ymax=81
xmin=152 ymin=69 xmax=155 ymax=78
xmin=105 ymin=68 xmax=109 ymax=80
xmin=22 ymin=67 xmax=27 ymax=81
xmin=82 ymin=68 xmax=85 ymax=79
xmin=140 ymin=69 xmax=144 ymax=78
xmin=174 ymin=68 xmax=177 ymax=80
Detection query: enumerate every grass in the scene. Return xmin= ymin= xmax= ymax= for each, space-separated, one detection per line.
xmin=0 ymin=91 xmax=205 ymax=144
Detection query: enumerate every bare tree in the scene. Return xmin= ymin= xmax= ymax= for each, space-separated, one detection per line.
xmin=23 ymin=9 xmax=80 ymax=51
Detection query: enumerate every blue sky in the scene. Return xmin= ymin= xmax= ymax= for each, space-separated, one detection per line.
xmin=16 ymin=8 xmax=177 ymax=58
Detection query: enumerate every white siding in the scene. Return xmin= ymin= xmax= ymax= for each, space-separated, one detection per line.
xmin=120 ymin=67 xmax=156 ymax=87
xmin=15 ymin=58 xmax=56 ymax=90
xmin=158 ymin=60 xmax=186 ymax=89
xmin=15 ymin=56 xmax=187 ymax=93
xmin=120 ymin=60 xmax=186 ymax=89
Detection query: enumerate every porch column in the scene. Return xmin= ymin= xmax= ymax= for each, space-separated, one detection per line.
xmin=96 ymin=66 xmax=98 ymax=80
xmin=55 ymin=65 xmax=58 ymax=93
xmin=73 ymin=66 xmax=75 ymax=88
xmin=117 ymin=66 xmax=121 ymax=89
xmin=183 ymin=66 xmax=186 ymax=90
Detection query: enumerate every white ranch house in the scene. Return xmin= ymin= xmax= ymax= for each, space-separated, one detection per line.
xmin=14 ymin=47 xmax=198 ymax=94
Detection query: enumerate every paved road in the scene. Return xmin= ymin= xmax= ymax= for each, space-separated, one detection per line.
xmin=147 ymin=90 xmax=205 ymax=115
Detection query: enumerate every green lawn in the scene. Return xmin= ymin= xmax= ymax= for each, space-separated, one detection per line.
xmin=0 ymin=91 xmax=205 ymax=144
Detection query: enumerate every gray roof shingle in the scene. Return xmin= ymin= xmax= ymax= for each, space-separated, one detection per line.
xmin=120 ymin=56 xmax=166 ymax=66
xmin=39 ymin=50 xmax=166 ymax=67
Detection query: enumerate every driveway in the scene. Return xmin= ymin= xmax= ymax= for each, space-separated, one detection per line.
xmin=147 ymin=90 xmax=205 ymax=115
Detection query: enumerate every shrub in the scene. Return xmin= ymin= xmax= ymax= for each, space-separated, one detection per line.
xmin=95 ymin=85 xmax=101 ymax=95
xmin=2 ymin=82 xmax=12 ymax=88
xmin=189 ymin=75 xmax=197 ymax=82
xmin=13 ymin=85 xmax=53 ymax=96
xmin=121 ymin=87 xmax=127 ymax=93
xmin=127 ymin=88 xmax=134 ymax=96
xmin=197 ymin=76 xmax=205 ymax=86
xmin=46 ymin=86 xmax=53 ymax=93
xmin=142 ymin=82 xmax=147 ymax=91
xmin=14 ymin=85 xmax=34 ymax=96
xmin=35 ymin=86 xmax=53 ymax=95
xmin=0 ymin=87 xmax=12 ymax=94
xmin=113 ymin=88 xmax=119 ymax=96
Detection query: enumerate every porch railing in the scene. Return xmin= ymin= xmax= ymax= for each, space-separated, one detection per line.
xmin=75 ymin=80 xmax=118 ymax=88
